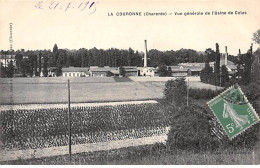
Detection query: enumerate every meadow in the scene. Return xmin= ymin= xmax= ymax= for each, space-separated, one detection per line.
xmin=0 ymin=77 xmax=219 ymax=104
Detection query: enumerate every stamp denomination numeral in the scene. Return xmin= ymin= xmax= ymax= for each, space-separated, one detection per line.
xmin=226 ymin=123 xmax=234 ymax=133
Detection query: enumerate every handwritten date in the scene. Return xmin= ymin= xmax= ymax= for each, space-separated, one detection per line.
xmin=35 ymin=1 xmax=99 ymax=14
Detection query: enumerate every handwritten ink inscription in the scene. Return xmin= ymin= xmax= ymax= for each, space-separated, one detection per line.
xmin=35 ymin=1 xmax=99 ymax=14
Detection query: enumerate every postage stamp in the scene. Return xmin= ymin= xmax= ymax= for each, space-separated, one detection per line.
xmin=207 ymin=85 xmax=259 ymax=140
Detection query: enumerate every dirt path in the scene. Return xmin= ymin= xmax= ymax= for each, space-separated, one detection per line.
xmin=0 ymin=133 xmax=168 ymax=162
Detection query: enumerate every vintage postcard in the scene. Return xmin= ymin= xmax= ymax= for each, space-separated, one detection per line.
xmin=0 ymin=0 xmax=260 ymax=165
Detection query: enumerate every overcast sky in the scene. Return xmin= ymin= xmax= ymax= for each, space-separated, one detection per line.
xmin=0 ymin=0 xmax=260 ymax=55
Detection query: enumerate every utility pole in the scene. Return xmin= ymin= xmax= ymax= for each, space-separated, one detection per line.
xmin=187 ymin=78 xmax=189 ymax=106
xmin=67 ymin=79 xmax=72 ymax=162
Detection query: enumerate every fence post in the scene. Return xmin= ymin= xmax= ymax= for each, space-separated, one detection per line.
xmin=68 ymin=79 xmax=72 ymax=162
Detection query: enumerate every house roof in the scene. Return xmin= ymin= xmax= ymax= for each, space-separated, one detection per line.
xmin=90 ymin=67 xmax=118 ymax=72
xmin=124 ymin=69 xmax=137 ymax=72
xmin=168 ymin=65 xmax=204 ymax=72
xmin=62 ymin=67 xmax=89 ymax=72
xmin=122 ymin=66 xmax=137 ymax=69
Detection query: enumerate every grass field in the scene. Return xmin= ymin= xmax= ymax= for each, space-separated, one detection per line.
xmin=0 ymin=77 xmax=220 ymax=104
xmin=1 ymin=143 xmax=259 ymax=165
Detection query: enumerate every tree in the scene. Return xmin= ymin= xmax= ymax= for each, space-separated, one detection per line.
xmin=157 ymin=64 xmax=168 ymax=77
xmin=34 ymin=55 xmax=38 ymax=76
xmin=106 ymin=71 xmax=114 ymax=77
xmin=39 ymin=52 xmax=42 ymax=76
xmin=252 ymin=29 xmax=260 ymax=44
xmin=220 ymin=65 xmax=229 ymax=87
xmin=51 ymin=44 xmax=59 ymax=67
xmin=119 ymin=66 xmax=125 ymax=77
xmin=167 ymin=67 xmax=172 ymax=77
xmin=55 ymin=56 xmax=63 ymax=76
xmin=215 ymin=43 xmax=220 ymax=85
xmin=0 ymin=62 xmax=6 ymax=78
xmin=15 ymin=53 xmax=23 ymax=73
xmin=200 ymin=61 xmax=214 ymax=84
xmin=204 ymin=48 xmax=215 ymax=62
xmin=6 ymin=61 xmax=14 ymax=78
xmin=164 ymin=78 xmax=187 ymax=107
xmin=42 ymin=56 xmax=48 ymax=77
xmin=241 ymin=46 xmax=254 ymax=84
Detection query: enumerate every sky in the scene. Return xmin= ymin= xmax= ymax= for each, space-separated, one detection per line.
xmin=0 ymin=0 xmax=260 ymax=55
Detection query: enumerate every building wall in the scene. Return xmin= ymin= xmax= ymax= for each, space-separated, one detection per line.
xmin=63 ymin=72 xmax=81 ymax=77
xmin=140 ymin=68 xmax=155 ymax=77
xmin=91 ymin=71 xmax=107 ymax=77
xmin=172 ymin=72 xmax=187 ymax=77
xmin=125 ymin=71 xmax=137 ymax=77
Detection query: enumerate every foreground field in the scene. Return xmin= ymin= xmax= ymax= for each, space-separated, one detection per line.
xmin=2 ymin=144 xmax=259 ymax=165
xmin=0 ymin=101 xmax=170 ymax=153
xmin=0 ymin=77 xmax=220 ymax=104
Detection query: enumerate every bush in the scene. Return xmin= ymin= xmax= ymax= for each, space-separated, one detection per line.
xmin=164 ymin=78 xmax=187 ymax=106
xmin=166 ymin=105 xmax=219 ymax=152
xmin=189 ymin=88 xmax=223 ymax=100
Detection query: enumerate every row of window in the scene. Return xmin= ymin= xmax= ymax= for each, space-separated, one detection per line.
xmin=64 ymin=72 xmax=81 ymax=77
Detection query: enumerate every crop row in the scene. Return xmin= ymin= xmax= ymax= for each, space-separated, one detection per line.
xmin=3 ymin=126 xmax=170 ymax=151
xmin=0 ymin=103 xmax=170 ymax=151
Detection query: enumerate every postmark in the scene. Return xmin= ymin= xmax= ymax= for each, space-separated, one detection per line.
xmin=207 ymin=85 xmax=259 ymax=140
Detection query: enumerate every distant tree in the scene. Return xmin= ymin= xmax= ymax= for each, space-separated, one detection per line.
xmin=167 ymin=67 xmax=172 ymax=77
xmin=42 ymin=56 xmax=48 ymax=77
xmin=106 ymin=71 xmax=114 ymax=77
xmin=55 ymin=56 xmax=63 ymax=77
xmin=215 ymin=43 xmax=220 ymax=85
xmin=241 ymin=46 xmax=254 ymax=84
xmin=220 ymin=65 xmax=229 ymax=87
xmin=205 ymin=48 xmax=215 ymax=62
xmin=119 ymin=66 xmax=125 ymax=77
xmin=0 ymin=63 xmax=6 ymax=78
xmin=39 ymin=52 xmax=42 ymax=76
xmin=252 ymin=29 xmax=260 ymax=44
xmin=15 ymin=53 xmax=23 ymax=73
xmin=164 ymin=78 xmax=187 ymax=107
xmin=158 ymin=64 xmax=168 ymax=77
xmin=6 ymin=61 xmax=14 ymax=78
xmin=34 ymin=55 xmax=38 ymax=76
xmin=200 ymin=61 xmax=214 ymax=84
xmin=52 ymin=44 xmax=59 ymax=67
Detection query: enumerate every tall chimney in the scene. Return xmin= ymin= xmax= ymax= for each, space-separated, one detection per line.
xmin=238 ymin=49 xmax=241 ymax=61
xmin=144 ymin=40 xmax=148 ymax=67
xmin=225 ymin=46 xmax=228 ymax=66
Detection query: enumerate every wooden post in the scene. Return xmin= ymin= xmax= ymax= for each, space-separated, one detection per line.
xmin=67 ymin=79 xmax=72 ymax=162
xmin=187 ymin=78 xmax=189 ymax=106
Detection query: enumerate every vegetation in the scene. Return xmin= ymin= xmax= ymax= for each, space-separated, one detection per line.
xmin=164 ymin=78 xmax=187 ymax=106
xmin=189 ymin=88 xmax=223 ymax=99
xmin=0 ymin=103 xmax=170 ymax=151
xmin=0 ymin=45 xmax=207 ymax=78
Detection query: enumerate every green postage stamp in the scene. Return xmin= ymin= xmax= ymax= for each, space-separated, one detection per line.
xmin=207 ymin=86 xmax=259 ymax=140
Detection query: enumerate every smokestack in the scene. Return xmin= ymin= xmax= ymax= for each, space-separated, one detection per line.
xmin=144 ymin=40 xmax=148 ymax=67
xmin=238 ymin=49 xmax=241 ymax=61
xmin=225 ymin=46 xmax=228 ymax=66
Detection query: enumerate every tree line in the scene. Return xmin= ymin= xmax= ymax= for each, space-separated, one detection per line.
xmin=1 ymin=44 xmax=206 ymax=77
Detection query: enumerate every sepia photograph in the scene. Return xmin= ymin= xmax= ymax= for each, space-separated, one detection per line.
xmin=0 ymin=0 xmax=260 ymax=165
